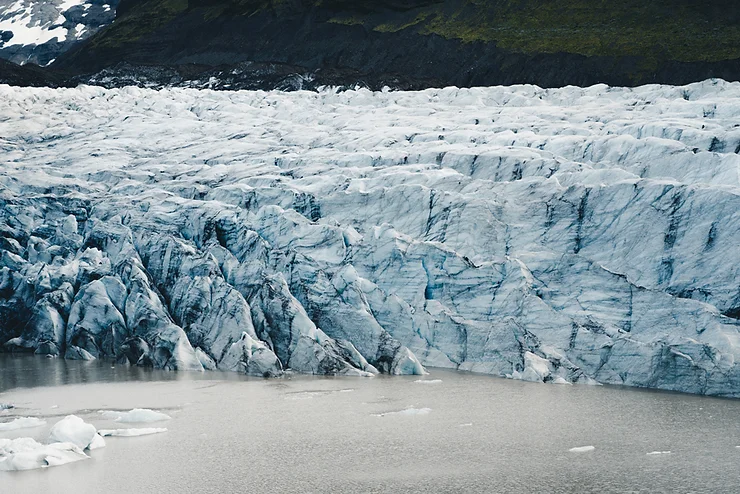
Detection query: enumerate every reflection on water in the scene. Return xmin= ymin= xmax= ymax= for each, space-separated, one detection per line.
xmin=2 ymin=354 xmax=740 ymax=494
xmin=0 ymin=353 xmax=219 ymax=392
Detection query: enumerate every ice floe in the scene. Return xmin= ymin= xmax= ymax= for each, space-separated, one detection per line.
xmin=0 ymin=437 xmax=88 ymax=471
xmin=100 ymin=409 xmax=171 ymax=423
xmin=374 ymin=407 xmax=432 ymax=417
xmin=0 ymin=416 xmax=46 ymax=431
xmin=98 ymin=428 xmax=167 ymax=437
xmin=569 ymin=446 xmax=596 ymax=453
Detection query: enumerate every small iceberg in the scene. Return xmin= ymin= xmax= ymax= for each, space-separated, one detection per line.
xmin=458 ymin=423 xmax=473 ymax=427
xmin=374 ymin=407 xmax=432 ymax=417
xmin=0 ymin=404 xmax=13 ymax=411
xmin=100 ymin=408 xmax=171 ymax=423
xmin=49 ymin=415 xmax=105 ymax=451
xmin=646 ymin=451 xmax=672 ymax=455
xmin=569 ymin=446 xmax=595 ymax=453
xmin=414 ymin=379 xmax=442 ymax=384
xmin=98 ymin=428 xmax=167 ymax=437
xmin=0 ymin=417 xmax=46 ymax=431
xmin=0 ymin=437 xmax=89 ymax=471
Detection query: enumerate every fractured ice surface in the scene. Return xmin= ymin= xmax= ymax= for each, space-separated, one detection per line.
xmin=1 ymin=80 xmax=739 ymax=394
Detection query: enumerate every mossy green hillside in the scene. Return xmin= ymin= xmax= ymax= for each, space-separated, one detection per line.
xmin=85 ymin=0 xmax=740 ymax=64
xmin=328 ymin=0 xmax=740 ymax=63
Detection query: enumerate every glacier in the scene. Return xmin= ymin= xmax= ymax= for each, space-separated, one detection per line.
xmin=0 ymin=80 xmax=739 ymax=396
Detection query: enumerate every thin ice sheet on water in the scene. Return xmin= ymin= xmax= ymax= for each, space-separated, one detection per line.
xmin=98 ymin=428 xmax=167 ymax=437
xmin=100 ymin=409 xmax=171 ymax=423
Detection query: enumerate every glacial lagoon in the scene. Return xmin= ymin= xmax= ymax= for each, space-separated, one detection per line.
xmin=2 ymin=354 xmax=740 ymax=493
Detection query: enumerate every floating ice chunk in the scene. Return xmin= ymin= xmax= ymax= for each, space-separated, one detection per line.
xmin=98 ymin=428 xmax=167 ymax=437
xmin=646 ymin=451 xmax=672 ymax=455
xmin=0 ymin=437 xmax=88 ymax=471
xmin=374 ymin=407 xmax=432 ymax=417
xmin=569 ymin=446 xmax=596 ymax=453
xmin=100 ymin=408 xmax=171 ymax=423
xmin=0 ymin=404 xmax=13 ymax=411
xmin=88 ymin=433 xmax=106 ymax=450
xmin=458 ymin=423 xmax=473 ymax=427
xmin=49 ymin=415 xmax=103 ymax=450
xmin=0 ymin=417 xmax=46 ymax=431
xmin=552 ymin=377 xmax=572 ymax=385
xmin=414 ymin=379 xmax=443 ymax=384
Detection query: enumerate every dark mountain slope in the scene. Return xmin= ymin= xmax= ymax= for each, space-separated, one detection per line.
xmin=45 ymin=0 xmax=740 ymax=88
xmin=0 ymin=58 xmax=69 ymax=87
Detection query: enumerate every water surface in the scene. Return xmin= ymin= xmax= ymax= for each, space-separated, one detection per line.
xmin=1 ymin=354 xmax=739 ymax=493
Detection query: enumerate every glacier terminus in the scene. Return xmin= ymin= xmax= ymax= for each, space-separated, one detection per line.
xmin=0 ymin=80 xmax=739 ymax=396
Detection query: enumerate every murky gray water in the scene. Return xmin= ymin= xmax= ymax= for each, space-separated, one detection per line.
xmin=1 ymin=354 xmax=740 ymax=493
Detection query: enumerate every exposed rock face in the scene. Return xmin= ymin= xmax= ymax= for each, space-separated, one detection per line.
xmin=0 ymin=80 xmax=739 ymax=394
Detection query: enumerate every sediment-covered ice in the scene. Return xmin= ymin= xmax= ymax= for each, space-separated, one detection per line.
xmin=0 ymin=416 xmax=45 ymax=431
xmin=98 ymin=428 xmax=167 ymax=437
xmin=100 ymin=409 xmax=171 ymax=423
xmin=1 ymin=80 xmax=739 ymax=394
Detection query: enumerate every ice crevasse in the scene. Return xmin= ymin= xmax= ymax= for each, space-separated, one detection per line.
xmin=0 ymin=80 xmax=738 ymax=395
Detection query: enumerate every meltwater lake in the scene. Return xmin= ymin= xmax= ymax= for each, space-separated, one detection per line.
xmin=1 ymin=354 xmax=739 ymax=493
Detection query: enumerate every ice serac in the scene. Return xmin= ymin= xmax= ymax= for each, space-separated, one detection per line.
xmin=0 ymin=80 xmax=739 ymax=394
